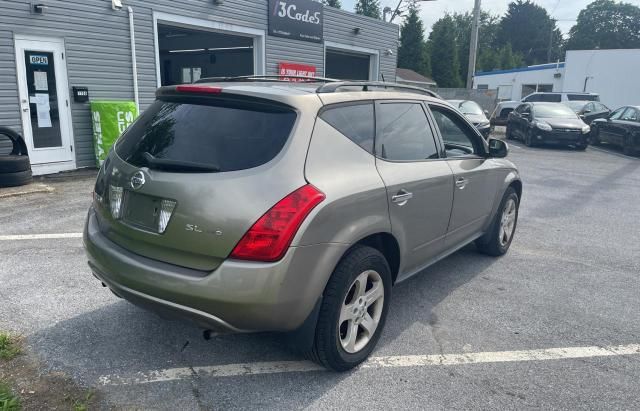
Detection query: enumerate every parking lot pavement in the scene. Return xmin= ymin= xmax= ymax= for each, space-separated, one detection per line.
xmin=1 ymin=142 xmax=640 ymax=410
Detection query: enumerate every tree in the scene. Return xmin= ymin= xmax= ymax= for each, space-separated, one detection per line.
xmin=477 ymin=49 xmax=500 ymax=72
xmin=421 ymin=42 xmax=432 ymax=77
xmin=499 ymin=43 xmax=523 ymax=69
xmin=428 ymin=15 xmax=463 ymax=87
xmin=398 ymin=6 xmax=426 ymax=75
xmin=497 ymin=0 xmax=563 ymax=65
xmin=450 ymin=11 xmax=500 ymax=86
xmin=355 ymin=0 xmax=381 ymax=19
xmin=566 ymin=0 xmax=640 ymax=50
xmin=322 ymin=0 xmax=342 ymax=8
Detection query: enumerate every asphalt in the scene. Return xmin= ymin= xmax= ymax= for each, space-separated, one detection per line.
xmin=1 ymin=137 xmax=639 ymax=410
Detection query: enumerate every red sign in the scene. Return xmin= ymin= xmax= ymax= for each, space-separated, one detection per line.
xmin=278 ymin=62 xmax=316 ymax=81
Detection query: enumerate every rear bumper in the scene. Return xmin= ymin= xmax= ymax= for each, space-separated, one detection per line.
xmin=83 ymin=207 xmax=349 ymax=332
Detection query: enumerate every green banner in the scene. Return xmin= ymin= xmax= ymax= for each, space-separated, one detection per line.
xmin=91 ymin=101 xmax=138 ymax=167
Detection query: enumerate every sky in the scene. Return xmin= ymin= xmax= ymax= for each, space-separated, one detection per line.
xmin=341 ymin=0 xmax=640 ymax=35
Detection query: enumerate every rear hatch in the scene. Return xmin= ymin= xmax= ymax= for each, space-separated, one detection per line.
xmin=93 ymin=87 xmax=308 ymax=271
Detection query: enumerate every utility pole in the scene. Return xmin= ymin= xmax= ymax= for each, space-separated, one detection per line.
xmin=466 ymin=0 xmax=481 ymax=89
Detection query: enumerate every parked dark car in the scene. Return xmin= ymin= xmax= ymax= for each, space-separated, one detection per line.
xmin=447 ymin=100 xmax=491 ymax=138
xmin=506 ymin=102 xmax=590 ymax=150
xmin=591 ymin=106 xmax=640 ymax=156
xmin=564 ymin=101 xmax=611 ymax=124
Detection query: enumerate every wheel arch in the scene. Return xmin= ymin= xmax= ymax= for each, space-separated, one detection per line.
xmin=351 ymin=232 xmax=401 ymax=285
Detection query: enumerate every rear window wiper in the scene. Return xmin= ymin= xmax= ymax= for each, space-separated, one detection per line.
xmin=141 ymin=152 xmax=220 ymax=172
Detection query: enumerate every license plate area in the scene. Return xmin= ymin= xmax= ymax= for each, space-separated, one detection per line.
xmin=122 ymin=191 xmax=161 ymax=232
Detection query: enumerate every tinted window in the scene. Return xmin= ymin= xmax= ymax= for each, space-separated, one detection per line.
xmin=116 ymin=99 xmax=296 ymax=172
xmin=515 ymin=104 xmax=528 ymax=114
xmin=537 ymin=94 xmax=562 ymax=102
xmin=320 ymin=103 xmax=374 ymax=153
xmin=568 ymin=94 xmax=599 ymax=101
xmin=430 ymin=105 xmax=480 ymax=157
xmin=564 ymin=101 xmax=587 ymax=112
xmin=537 ymin=84 xmax=553 ymax=92
xmin=621 ymin=108 xmax=639 ymax=121
xmin=376 ymin=103 xmax=439 ymax=161
xmin=594 ymin=103 xmax=609 ymax=112
xmin=610 ymin=107 xmax=626 ymax=120
xmin=533 ymin=104 xmax=577 ymax=119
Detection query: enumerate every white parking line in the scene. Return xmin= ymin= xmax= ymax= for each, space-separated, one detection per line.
xmin=0 ymin=233 xmax=83 ymax=241
xmin=98 ymin=343 xmax=640 ymax=386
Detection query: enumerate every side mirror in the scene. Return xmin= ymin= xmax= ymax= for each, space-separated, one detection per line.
xmin=521 ymin=112 xmax=530 ymax=118
xmin=488 ymin=138 xmax=508 ymax=158
xmin=484 ymin=109 xmax=489 ymax=117
xmin=583 ymin=108 xmax=592 ymax=114
xmin=579 ymin=114 xmax=586 ymax=120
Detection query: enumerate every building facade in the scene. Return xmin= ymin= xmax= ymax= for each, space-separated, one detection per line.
xmin=0 ymin=0 xmax=398 ymax=175
xmin=473 ymin=63 xmax=565 ymax=102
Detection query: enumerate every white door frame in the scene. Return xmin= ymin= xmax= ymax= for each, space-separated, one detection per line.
xmin=152 ymin=12 xmax=266 ymax=88
xmin=323 ymin=41 xmax=380 ymax=80
xmin=14 ymin=34 xmax=76 ymax=175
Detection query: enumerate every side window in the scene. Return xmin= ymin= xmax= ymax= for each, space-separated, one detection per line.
xmin=585 ymin=103 xmax=595 ymax=112
xmin=622 ymin=108 xmax=639 ymax=121
xmin=429 ymin=105 xmax=482 ymax=157
xmin=320 ymin=102 xmax=375 ymax=154
xmin=375 ymin=103 xmax=439 ymax=161
xmin=539 ymin=94 xmax=561 ymax=102
xmin=596 ymin=103 xmax=609 ymax=112
xmin=515 ymin=104 xmax=528 ymax=114
xmin=610 ymin=108 xmax=626 ymax=120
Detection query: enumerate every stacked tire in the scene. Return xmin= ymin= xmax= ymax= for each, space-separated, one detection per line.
xmin=0 ymin=127 xmax=32 ymax=188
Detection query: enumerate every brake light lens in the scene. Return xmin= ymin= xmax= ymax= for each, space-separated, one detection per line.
xmin=230 ymin=185 xmax=325 ymax=262
xmin=175 ymin=85 xmax=223 ymax=94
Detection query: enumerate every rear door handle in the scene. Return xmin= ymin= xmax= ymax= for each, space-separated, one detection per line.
xmin=391 ymin=190 xmax=413 ymax=206
xmin=455 ymin=177 xmax=468 ymax=189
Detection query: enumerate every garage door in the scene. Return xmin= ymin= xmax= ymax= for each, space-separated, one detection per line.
xmin=325 ymin=49 xmax=371 ymax=80
xmin=157 ymin=24 xmax=255 ymax=85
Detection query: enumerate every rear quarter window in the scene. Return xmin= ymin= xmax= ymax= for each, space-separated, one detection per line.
xmin=115 ymin=98 xmax=297 ymax=172
xmin=319 ymin=102 xmax=375 ymax=153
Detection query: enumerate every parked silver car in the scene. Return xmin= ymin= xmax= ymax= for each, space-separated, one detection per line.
xmin=84 ymin=78 xmax=522 ymax=371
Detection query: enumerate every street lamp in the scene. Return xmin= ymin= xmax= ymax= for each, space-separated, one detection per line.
xmin=386 ymin=0 xmax=436 ymax=23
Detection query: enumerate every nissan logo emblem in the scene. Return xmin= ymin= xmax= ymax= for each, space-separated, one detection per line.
xmin=130 ymin=171 xmax=146 ymax=190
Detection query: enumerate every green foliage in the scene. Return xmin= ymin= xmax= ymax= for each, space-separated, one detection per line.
xmin=398 ymin=7 xmax=427 ymax=76
xmin=354 ymin=0 xmax=381 ymax=19
xmin=0 ymin=383 xmax=20 ymax=411
xmin=0 ymin=334 xmax=21 ymax=361
xmin=497 ymin=0 xmax=563 ymax=65
xmin=566 ymin=0 xmax=640 ymax=50
xmin=322 ymin=0 xmax=341 ymax=9
xmin=428 ymin=15 xmax=463 ymax=87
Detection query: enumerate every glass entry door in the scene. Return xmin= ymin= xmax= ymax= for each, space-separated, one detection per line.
xmin=15 ymin=37 xmax=74 ymax=167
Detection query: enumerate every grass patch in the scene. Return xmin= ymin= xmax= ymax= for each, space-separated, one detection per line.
xmin=0 ymin=382 xmax=21 ymax=411
xmin=68 ymin=390 xmax=94 ymax=411
xmin=0 ymin=333 xmax=21 ymax=361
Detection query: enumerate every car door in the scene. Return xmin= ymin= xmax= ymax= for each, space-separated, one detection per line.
xmin=427 ymin=103 xmax=501 ymax=248
xmin=517 ymin=104 xmax=532 ymax=139
xmin=610 ymin=107 xmax=635 ymax=146
xmin=374 ymin=101 xmax=454 ymax=277
xmin=510 ymin=104 xmax=527 ymax=139
xmin=600 ymin=107 xmax=626 ymax=144
xmin=592 ymin=103 xmax=611 ymax=122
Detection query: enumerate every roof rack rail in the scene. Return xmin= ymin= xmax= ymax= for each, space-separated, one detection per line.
xmin=316 ymin=81 xmax=441 ymax=99
xmin=196 ymin=75 xmax=338 ymax=84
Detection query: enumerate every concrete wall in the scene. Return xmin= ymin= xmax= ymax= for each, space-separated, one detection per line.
xmin=473 ymin=63 xmax=565 ymax=101
xmin=563 ymin=49 xmax=640 ymax=110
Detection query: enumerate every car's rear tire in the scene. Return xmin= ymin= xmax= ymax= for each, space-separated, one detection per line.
xmin=307 ymin=245 xmax=391 ymax=371
xmin=476 ymin=187 xmax=519 ymax=257
xmin=505 ymin=125 xmax=514 ymax=140
xmin=524 ymin=130 xmax=535 ymax=147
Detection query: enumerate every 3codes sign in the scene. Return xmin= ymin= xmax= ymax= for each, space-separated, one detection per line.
xmin=268 ymin=0 xmax=323 ymax=43
xmin=30 ymin=55 xmax=49 ymax=65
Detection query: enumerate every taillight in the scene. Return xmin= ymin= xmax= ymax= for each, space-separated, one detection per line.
xmin=230 ymin=184 xmax=325 ymax=262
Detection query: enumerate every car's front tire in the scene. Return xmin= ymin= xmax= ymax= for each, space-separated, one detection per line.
xmin=476 ymin=187 xmax=519 ymax=256
xmin=524 ymin=129 xmax=535 ymax=147
xmin=308 ymin=245 xmax=391 ymax=371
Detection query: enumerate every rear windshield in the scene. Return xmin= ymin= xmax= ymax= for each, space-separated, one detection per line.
xmin=115 ymin=98 xmax=297 ymax=172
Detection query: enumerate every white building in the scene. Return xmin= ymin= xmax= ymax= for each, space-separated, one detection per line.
xmin=473 ymin=49 xmax=640 ymax=110
xmin=473 ymin=63 xmax=565 ymax=102
xmin=563 ymin=49 xmax=640 ymax=109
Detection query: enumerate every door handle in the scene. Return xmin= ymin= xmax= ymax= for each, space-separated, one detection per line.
xmin=391 ymin=190 xmax=413 ymax=206
xmin=455 ymin=177 xmax=468 ymax=189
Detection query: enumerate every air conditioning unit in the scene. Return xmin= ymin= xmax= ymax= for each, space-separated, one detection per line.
xmin=554 ymin=72 xmax=562 ymax=78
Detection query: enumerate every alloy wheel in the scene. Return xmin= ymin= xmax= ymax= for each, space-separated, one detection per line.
xmin=499 ymin=198 xmax=517 ymax=247
xmin=338 ymin=270 xmax=384 ymax=354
